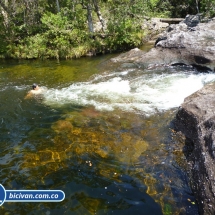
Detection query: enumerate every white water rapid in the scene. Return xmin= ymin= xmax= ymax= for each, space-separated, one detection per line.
xmin=43 ymin=68 xmax=215 ymax=114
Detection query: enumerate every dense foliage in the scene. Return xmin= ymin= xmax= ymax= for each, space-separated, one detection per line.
xmin=156 ymin=0 xmax=215 ymax=18
xmin=0 ymin=0 xmax=214 ymax=59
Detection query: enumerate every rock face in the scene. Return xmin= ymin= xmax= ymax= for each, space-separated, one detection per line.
xmin=111 ymin=16 xmax=215 ymax=72
xmin=174 ymin=82 xmax=215 ymax=215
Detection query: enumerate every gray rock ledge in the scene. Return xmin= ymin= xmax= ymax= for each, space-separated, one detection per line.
xmin=111 ymin=17 xmax=215 ymax=72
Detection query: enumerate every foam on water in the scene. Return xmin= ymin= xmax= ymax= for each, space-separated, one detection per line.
xmin=42 ymin=69 xmax=215 ymax=114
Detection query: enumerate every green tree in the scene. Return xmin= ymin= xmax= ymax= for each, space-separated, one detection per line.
xmin=200 ymin=0 xmax=215 ymax=17
xmin=0 ymin=0 xmax=214 ymax=59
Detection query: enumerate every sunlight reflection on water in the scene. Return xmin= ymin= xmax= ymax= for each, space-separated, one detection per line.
xmin=0 ymin=57 xmax=203 ymax=215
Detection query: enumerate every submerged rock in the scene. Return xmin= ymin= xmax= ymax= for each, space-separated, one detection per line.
xmin=174 ymin=82 xmax=215 ymax=215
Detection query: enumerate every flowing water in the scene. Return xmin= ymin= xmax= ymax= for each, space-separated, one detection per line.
xmin=0 ymin=52 xmax=215 ymax=215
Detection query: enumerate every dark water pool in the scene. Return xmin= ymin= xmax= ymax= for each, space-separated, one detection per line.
xmin=0 ymin=55 xmax=203 ymax=215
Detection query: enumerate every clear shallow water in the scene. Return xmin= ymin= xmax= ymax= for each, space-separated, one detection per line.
xmin=0 ymin=55 xmax=214 ymax=215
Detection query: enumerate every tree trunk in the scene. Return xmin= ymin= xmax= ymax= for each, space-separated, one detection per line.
xmin=0 ymin=0 xmax=9 ymax=28
xmin=196 ymin=0 xmax=199 ymax=13
xmin=92 ymin=0 xmax=105 ymax=32
xmin=87 ymin=2 xmax=94 ymax=33
xmin=56 ymin=0 xmax=60 ymax=13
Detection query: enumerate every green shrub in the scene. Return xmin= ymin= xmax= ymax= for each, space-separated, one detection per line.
xmin=105 ymin=18 xmax=146 ymax=51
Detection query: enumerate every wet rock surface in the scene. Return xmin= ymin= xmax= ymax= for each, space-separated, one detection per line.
xmin=111 ymin=15 xmax=215 ymax=72
xmin=174 ymin=82 xmax=215 ymax=215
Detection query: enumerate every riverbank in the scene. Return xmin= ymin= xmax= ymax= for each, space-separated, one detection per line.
xmin=103 ymin=15 xmax=215 ymax=72
xmin=0 ymin=16 xmax=171 ymax=60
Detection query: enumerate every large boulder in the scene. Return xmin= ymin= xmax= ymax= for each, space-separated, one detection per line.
xmin=181 ymin=14 xmax=201 ymax=27
xmin=111 ymin=16 xmax=215 ymax=72
xmin=174 ymin=82 xmax=215 ymax=215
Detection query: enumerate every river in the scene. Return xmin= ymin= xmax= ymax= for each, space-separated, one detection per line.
xmin=0 ymin=50 xmax=215 ymax=215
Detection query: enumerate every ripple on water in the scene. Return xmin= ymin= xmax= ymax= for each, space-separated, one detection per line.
xmin=8 ymin=108 xmax=192 ymax=214
xmin=0 ymin=60 xmax=202 ymax=215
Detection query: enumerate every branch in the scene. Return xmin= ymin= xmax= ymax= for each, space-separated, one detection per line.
xmin=0 ymin=0 xmax=9 ymax=14
xmin=81 ymin=0 xmax=87 ymax=9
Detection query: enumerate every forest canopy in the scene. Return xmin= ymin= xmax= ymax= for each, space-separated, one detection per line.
xmin=0 ymin=0 xmax=214 ymax=59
